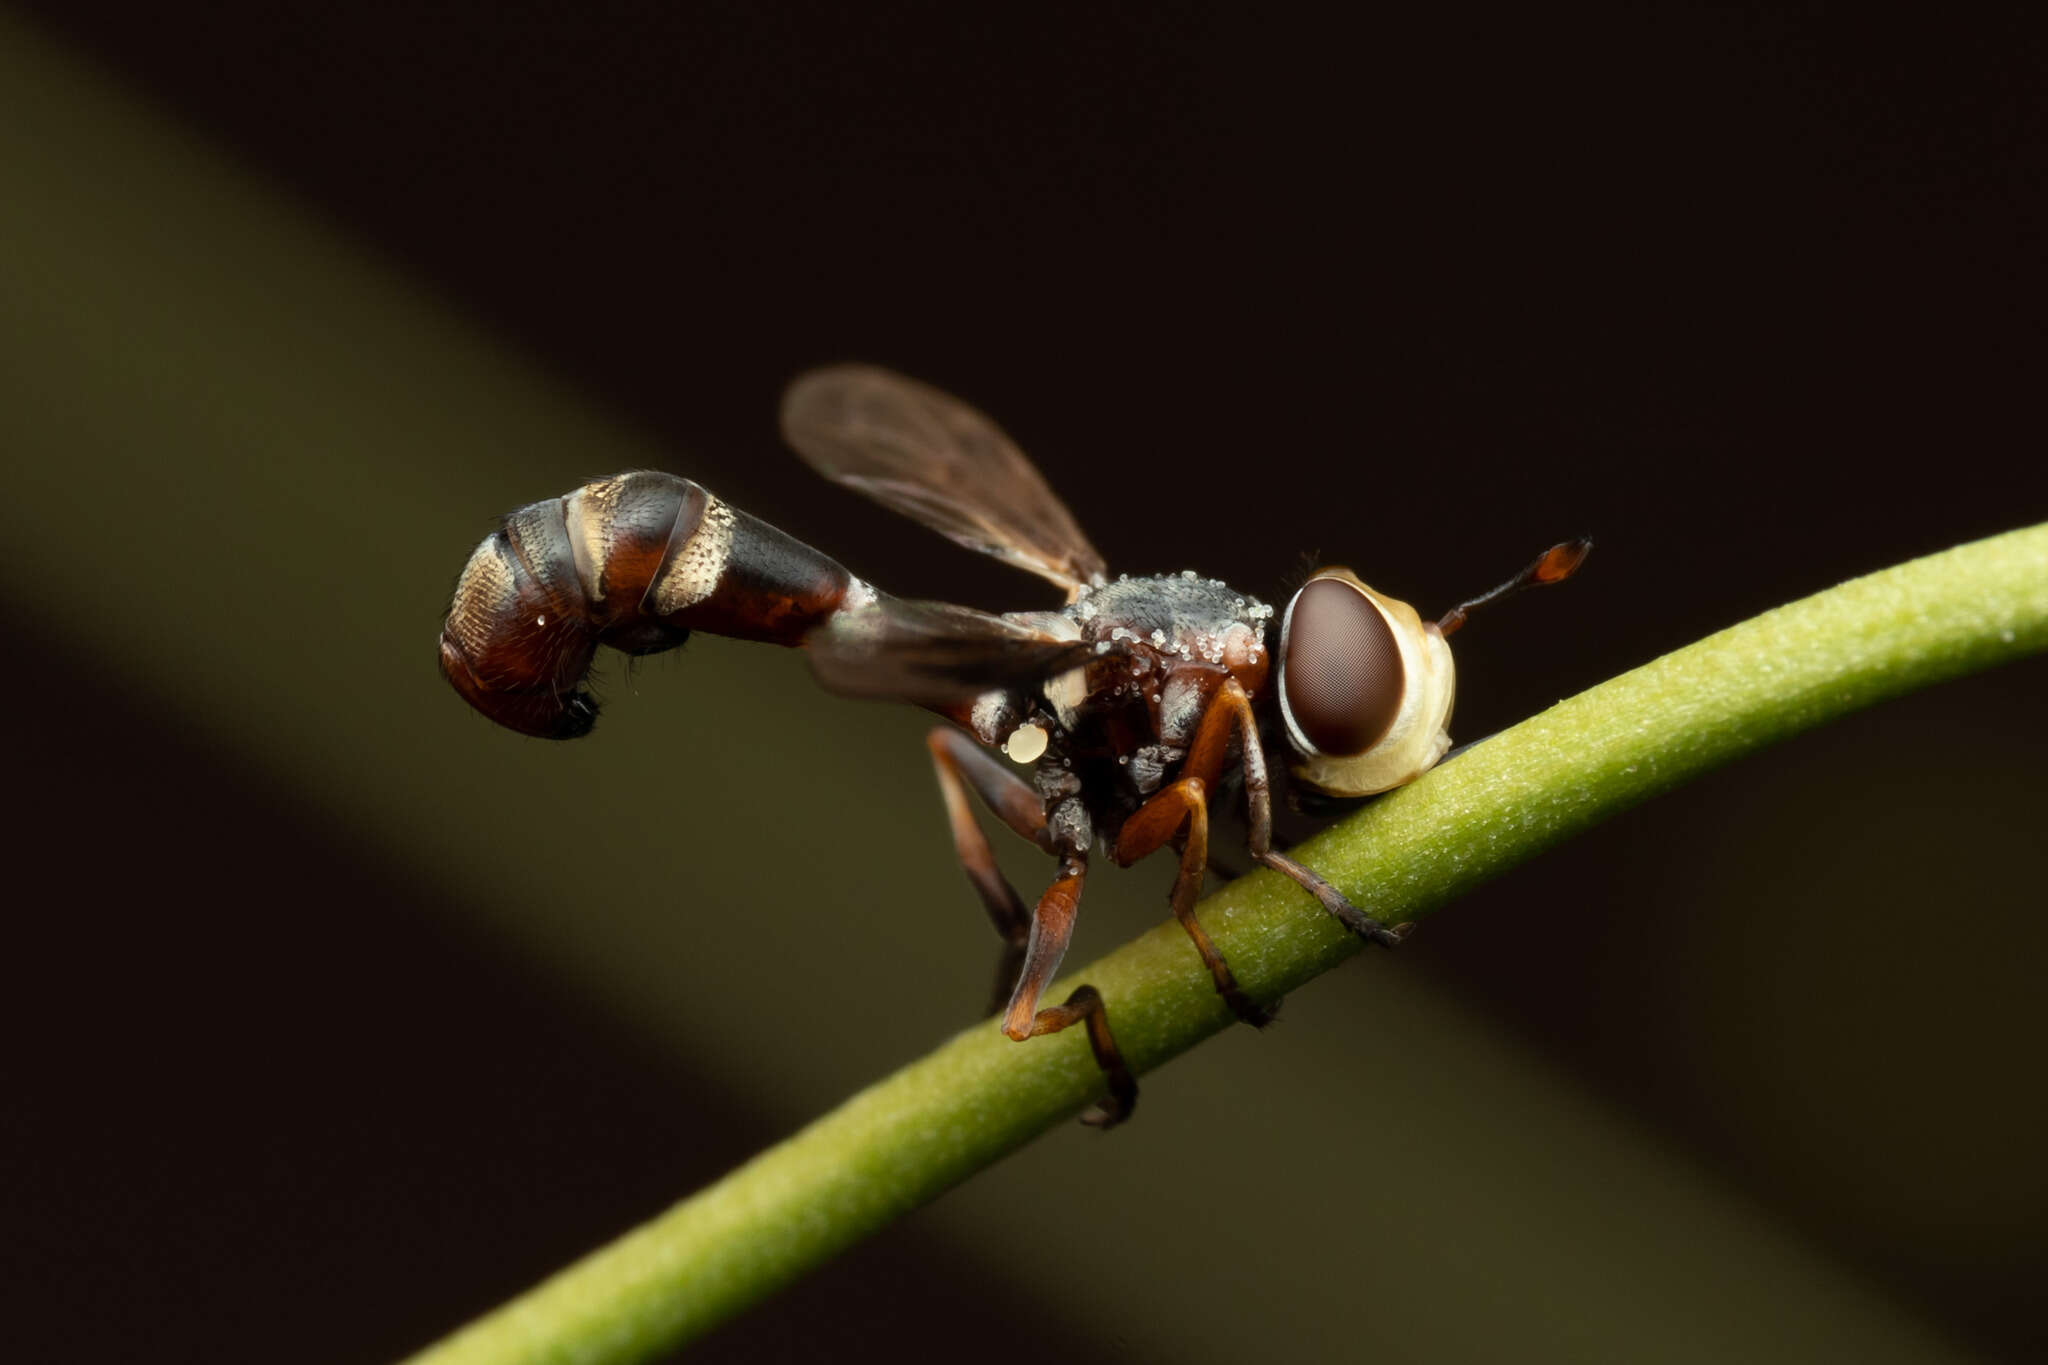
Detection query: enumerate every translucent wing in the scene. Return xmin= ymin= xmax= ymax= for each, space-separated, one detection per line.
xmin=805 ymin=597 xmax=1094 ymax=706
xmin=780 ymin=365 xmax=1109 ymax=596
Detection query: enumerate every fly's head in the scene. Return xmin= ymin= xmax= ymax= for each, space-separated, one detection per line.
xmin=1274 ymin=570 xmax=1456 ymax=798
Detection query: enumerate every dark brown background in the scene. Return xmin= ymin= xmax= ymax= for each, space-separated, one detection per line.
xmin=2 ymin=4 xmax=2044 ymax=1362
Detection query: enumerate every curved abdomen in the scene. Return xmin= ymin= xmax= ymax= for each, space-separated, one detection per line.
xmin=438 ymin=472 xmax=857 ymax=738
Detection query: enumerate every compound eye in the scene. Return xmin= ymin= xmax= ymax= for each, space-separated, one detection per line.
xmin=1280 ymin=576 xmax=1406 ymax=757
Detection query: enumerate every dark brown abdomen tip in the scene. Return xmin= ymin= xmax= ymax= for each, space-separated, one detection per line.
xmin=438 ymin=633 xmax=599 ymax=740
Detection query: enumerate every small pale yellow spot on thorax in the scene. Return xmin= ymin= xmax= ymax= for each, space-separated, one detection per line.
xmin=1004 ymin=723 xmax=1048 ymax=764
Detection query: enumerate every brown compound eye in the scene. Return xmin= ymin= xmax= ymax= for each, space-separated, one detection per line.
xmin=1279 ymin=575 xmax=1406 ymax=757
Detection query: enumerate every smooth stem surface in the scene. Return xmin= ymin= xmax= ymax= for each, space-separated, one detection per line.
xmin=407 ymin=522 xmax=2048 ymax=1365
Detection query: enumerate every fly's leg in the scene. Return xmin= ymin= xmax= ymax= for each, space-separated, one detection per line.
xmin=933 ymin=731 xmax=1132 ymax=1125
xmin=1114 ymin=776 xmax=1272 ymax=1027
xmin=927 ymin=726 xmax=1049 ymax=1013
xmin=1001 ymin=855 xmax=1087 ymax=1039
xmin=1186 ymin=680 xmax=1410 ymax=949
xmin=1027 ymin=984 xmax=1136 ymax=1128
xmin=1257 ymin=849 xmax=1412 ymax=947
xmin=1000 ymin=854 xmax=1136 ymax=1126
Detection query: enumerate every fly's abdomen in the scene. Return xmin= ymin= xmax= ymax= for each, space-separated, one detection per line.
xmin=438 ymin=472 xmax=856 ymax=739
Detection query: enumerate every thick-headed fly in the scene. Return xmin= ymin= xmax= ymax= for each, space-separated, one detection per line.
xmin=439 ymin=366 xmax=1590 ymax=1124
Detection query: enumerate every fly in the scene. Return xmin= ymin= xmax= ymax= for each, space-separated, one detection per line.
xmin=438 ymin=365 xmax=1591 ymax=1124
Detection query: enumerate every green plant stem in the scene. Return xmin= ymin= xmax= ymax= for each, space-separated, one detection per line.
xmin=406 ymin=523 xmax=2048 ymax=1365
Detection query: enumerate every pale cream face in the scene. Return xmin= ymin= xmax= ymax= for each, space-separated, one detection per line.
xmin=1277 ymin=569 xmax=1457 ymax=798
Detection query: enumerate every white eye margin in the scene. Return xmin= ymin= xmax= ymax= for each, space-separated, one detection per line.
xmin=1278 ymin=569 xmax=1458 ymax=798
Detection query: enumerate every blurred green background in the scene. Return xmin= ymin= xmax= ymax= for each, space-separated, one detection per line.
xmin=3 ymin=5 xmax=2044 ymax=1361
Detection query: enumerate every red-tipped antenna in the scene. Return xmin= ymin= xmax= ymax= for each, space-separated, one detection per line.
xmin=1436 ymin=536 xmax=1594 ymax=638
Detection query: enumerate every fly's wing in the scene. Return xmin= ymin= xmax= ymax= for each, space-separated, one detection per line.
xmin=780 ymin=364 xmax=1110 ymax=597
xmin=805 ymin=597 xmax=1095 ymax=707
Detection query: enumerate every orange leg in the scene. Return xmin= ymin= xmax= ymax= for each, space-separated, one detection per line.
xmin=1027 ymin=984 xmax=1136 ymax=1128
xmin=927 ymin=727 xmax=1050 ymax=1012
xmin=931 ymin=731 xmax=1134 ymax=1126
xmin=999 ymin=856 xmax=1142 ymax=1127
xmin=1115 ymin=775 xmax=1272 ymax=1026
xmin=1000 ymin=856 xmax=1087 ymax=1039
xmin=1185 ymin=680 xmax=1410 ymax=948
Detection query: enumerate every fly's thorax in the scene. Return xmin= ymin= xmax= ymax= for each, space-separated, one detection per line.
xmin=976 ymin=573 xmax=1277 ymax=794
xmin=1066 ymin=572 xmax=1275 ymax=651
xmin=1061 ymin=571 xmax=1275 ymax=738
